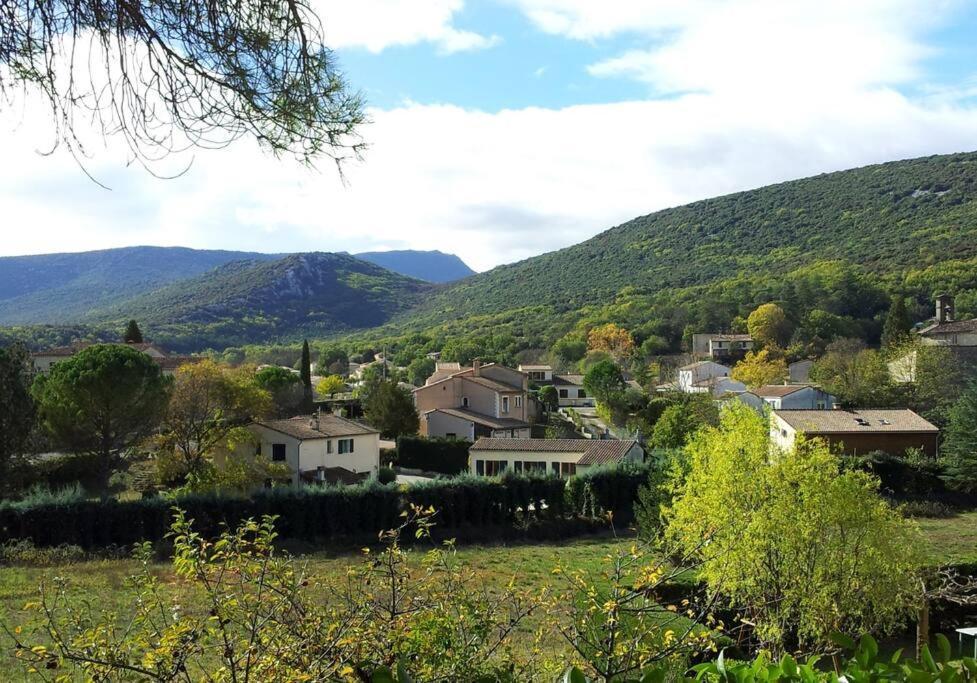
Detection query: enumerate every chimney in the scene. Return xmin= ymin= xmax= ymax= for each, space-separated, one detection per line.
xmin=311 ymin=407 xmax=321 ymax=431
xmin=936 ymin=294 xmax=955 ymax=324
xmin=472 ymin=358 xmax=481 ymax=377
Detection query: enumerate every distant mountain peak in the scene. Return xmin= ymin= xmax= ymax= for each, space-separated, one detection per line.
xmin=352 ymin=249 xmax=475 ymax=283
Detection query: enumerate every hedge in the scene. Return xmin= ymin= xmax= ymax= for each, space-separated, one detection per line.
xmin=394 ymin=435 xmax=470 ymax=475
xmin=0 ymin=464 xmax=632 ymax=548
xmin=565 ymin=460 xmax=654 ymax=525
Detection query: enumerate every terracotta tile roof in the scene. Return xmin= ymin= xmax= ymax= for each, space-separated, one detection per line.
xmin=254 ymin=414 xmax=378 ymax=440
xmin=773 ymin=409 xmax=938 ymax=434
xmin=918 ymin=319 xmax=977 ymax=335
xmin=470 ymin=438 xmax=640 ymax=466
xmin=425 ymin=408 xmax=529 ymax=430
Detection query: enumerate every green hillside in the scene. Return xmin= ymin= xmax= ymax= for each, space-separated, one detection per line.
xmin=0 ymin=247 xmax=280 ymax=325
xmin=90 ymin=253 xmax=433 ymax=352
xmin=354 ymin=151 xmax=977 ymax=353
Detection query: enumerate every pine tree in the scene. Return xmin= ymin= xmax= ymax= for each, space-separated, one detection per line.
xmin=124 ymin=319 xmax=144 ymax=344
xmin=300 ymin=339 xmax=314 ymax=414
xmin=881 ymin=296 xmax=911 ymax=349
xmin=942 ymin=380 xmax=977 ymax=492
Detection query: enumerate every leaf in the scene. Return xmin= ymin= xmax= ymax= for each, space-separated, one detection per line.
xmin=561 ymin=667 xmax=588 ymax=683
xmin=830 ymin=632 xmax=856 ymax=651
xmin=371 ymin=666 xmax=395 ymax=683
xmin=935 ymin=633 xmax=951 ymax=663
xmin=396 ymin=659 xmax=414 ymax=683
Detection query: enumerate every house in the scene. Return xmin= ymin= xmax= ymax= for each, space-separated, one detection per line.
xmin=788 ymin=359 xmax=814 ymax=384
xmin=692 ymin=333 xmax=754 ymax=360
xmin=770 ymin=409 xmax=939 ymax=458
xmin=248 ymin=412 xmax=380 ymax=485
xmin=755 ymin=384 xmax=836 ymax=410
xmin=552 ymin=374 xmax=593 ymax=407
xmin=469 ymin=437 xmax=643 ymax=478
xmin=32 ymin=341 xmax=195 ymax=376
xmin=518 ymin=364 xmax=554 ymax=383
xmin=414 ymin=359 xmax=538 ymax=440
xmin=916 ymin=294 xmax=977 ymax=347
xmin=674 ymin=361 xmax=744 ymax=395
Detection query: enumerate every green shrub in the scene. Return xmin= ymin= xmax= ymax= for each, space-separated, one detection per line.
xmin=394 ymin=435 xmax=470 ymax=475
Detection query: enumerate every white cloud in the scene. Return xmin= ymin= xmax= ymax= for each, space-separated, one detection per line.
xmin=314 ymin=0 xmax=499 ymax=54
xmin=2 ymin=1 xmax=977 ymax=276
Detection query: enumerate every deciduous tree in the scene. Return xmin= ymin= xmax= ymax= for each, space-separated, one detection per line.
xmin=158 ymin=360 xmax=271 ymax=480
xmin=583 ymin=359 xmax=626 ymax=406
xmin=731 ymin=349 xmax=788 ymax=389
xmin=666 ymin=404 xmax=924 ymax=654
xmin=587 ymin=323 xmax=636 ymax=361
xmin=315 ymin=374 xmax=345 ymax=397
xmin=810 ymin=338 xmax=894 ymax=408
xmin=747 ymin=303 xmax=792 ymax=349
xmin=32 ymin=344 xmax=169 ymax=497
xmin=254 ymin=365 xmax=303 ymax=418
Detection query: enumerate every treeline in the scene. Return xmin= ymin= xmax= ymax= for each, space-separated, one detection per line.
xmin=0 ymin=464 xmax=652 ymax=549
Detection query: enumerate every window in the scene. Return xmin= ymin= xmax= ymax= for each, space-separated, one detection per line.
xmin=462 ymin=396 xmax=469 ymax=408
xmin=578 ymin=389 xmax=586 ymax=398
xmin=255 ymin=443 xmax=262 ymax=456
xmin=338 ymin=438 xmax=354 ymax=454
xmin=446 ymin=432 xmax=456 ymax=439
xmin=816 ymin=401 xmax=826 ymax=410
xmin=326 ymin=440 xmax=332 ymax=454
xmin=561 ymin=462 xmax=576 ymax=477
xmin=502 ymin=396 xmax=510 ymax=413
xmin=514 ymin=461 xmax=523 ymax=473
xmin=476 ymin=459 xmax=484 ymax=476
xmin=551 ymin=462 xmax=560 ymax=474
xmin=559 ymin=389 xmax=569 ymax=398
xmin=484 ymin=460 xmax=507 ymax=476
xmin=272 ymin=443 xmax=287 ymax=462
xmin=515 ymin=395 xmax=523 ymax=408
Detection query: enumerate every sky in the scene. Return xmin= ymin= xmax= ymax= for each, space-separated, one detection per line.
xmin=3 ymin=1 xmax=977 ymax=272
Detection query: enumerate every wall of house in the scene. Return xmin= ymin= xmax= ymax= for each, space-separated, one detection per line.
xmin=481 ymin=365 xmax=527 ymax=389
xmin=469 ymin=449 xmax=585 ymax=477
xmin=777 ymin=387 xmax=834 ymax=410
xmin=422 ymin=411 xmax=476 ymax=440
xmin=769 ymin=415 xmax=797 ymax=453
xmin=815 ymin=432 xmax=939 ymax=458
xmin=299 ymin=433 xmax=379 ymax=477
xmin=489 ymin=426 xmax=533 ymax=438
xmin=923 ymin=332 xmax=977 ymax=347
xmin=248 ymin=425 xmax=379 ymax=485
xmin=557 ymin=386 xmax=593 ymax=407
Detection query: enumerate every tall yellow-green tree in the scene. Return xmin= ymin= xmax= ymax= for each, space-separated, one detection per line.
xmin=159 ymin=360 xmax=271 ymax=478
xmin=731 ymin=349 xmax=788 ymax=389
xmin=747 ymin=302 xmax=792 ymax=349
xmin=665 ymin=404 xmax=924 ymax=654
xmin=587 ymin=323 xmax=635 ymax=361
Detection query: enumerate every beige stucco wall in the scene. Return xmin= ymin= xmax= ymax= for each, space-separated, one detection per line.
xmin=468 ymin=443 xmax=642 ymax=476
xmin=248 ymin=425 xmax=379 ymax=485
xmin=422 ymin=411 xmax=476 ymax=440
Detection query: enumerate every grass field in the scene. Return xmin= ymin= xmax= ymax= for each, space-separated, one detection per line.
xmin=0 ymin=511 xmax=975 ymax=678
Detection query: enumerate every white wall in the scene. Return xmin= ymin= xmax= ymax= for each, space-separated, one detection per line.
xmin=249 ymin=425 xmax=379 ymax=485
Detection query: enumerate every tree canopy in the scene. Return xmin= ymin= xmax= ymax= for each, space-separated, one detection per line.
xmin=123 ymin=320 xmax=144 ymax=344
xmin=362 ymin=380 xmax=419 ymax=439
xmin=0 ymin=343 xmax=36 ymax=491
xmin=666 ymin=404 xmax=924 ymax=654
xmin=582 ymin=359 xmax=626 ymax=406
xmin=1 ymin=0 xmax=365 ymax=166
xmin=32 ymin=344 xmax=169 ymax=495
xmin=731 ymin=349 xmax=787 ymax=389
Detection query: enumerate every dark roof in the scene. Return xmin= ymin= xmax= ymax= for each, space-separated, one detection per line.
xmin=773 ymin=409 xmax=938 ymax=434
xmin=553 ymin=374 xmax=584 ymax=386
xmin=254 ymin=414 xmax=378 ymax=440
xmin=299 ymin=467 xmax=369 ymax=486
xmin=756 ymin=384 xmax=812 ymax=398
xmin=919 ymin=319 xmax=977 ymax=335
xmin=426 ymin=408 xmax=529 ymax=430
xmin=470 ymin=438 xmax=640 ymax=466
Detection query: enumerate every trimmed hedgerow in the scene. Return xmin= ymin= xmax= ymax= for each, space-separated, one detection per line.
xmin=394 ymin=435 xmax=470 ymax=475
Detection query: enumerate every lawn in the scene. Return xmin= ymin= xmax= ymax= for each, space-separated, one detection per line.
xmin=917 ymin=510 xmax=977 ymax=565
xmin=0 ymin=533 xmax=637 ymax=678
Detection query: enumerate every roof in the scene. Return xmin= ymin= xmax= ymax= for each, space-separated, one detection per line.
xmin=679 ymin=360 xmax=729 ymax=371
xmin=519 ymin=364 xmax=553 ymax=371
xmin=707 ymin=334 xmax=753 ymax=342
xmin=299 ymin=467 xmax=369 ymax=486
xmin=470 ymin=438 xmax=640 ymax=466
xmin=419 ymin=362 xmax=522 ymax=392
xmin=773 ymin=409 xmax=938 ymax=434
xmin=553 ymin=374 xmax=585 ymax=386
xmin=426 ymin=408 xmax=529 ymax=430
xmin=254 ymin=414 xmax=379 ymax=440
xmin=462 ymin=374 xmax=522 ymax=393
xmin=918 ymin=319 xmax=977 ymax=336
xmin=756 ymin=384 xmax=813 ymax=398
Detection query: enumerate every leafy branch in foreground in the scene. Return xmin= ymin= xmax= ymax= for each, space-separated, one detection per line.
xmin=1 ymin=0 xmax=365 ymax=168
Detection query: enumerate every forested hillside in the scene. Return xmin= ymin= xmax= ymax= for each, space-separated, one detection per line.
xmin=356 ymin=151 xmax=977 ymax=353
xmin=0 ymin=247 xmax=279 ymax=324
xmin=354 ymin=250 xmax=475 ymax=283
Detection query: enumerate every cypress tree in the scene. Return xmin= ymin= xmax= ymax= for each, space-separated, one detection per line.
xmin=123 ymin=319 xmax=144 ymax=344
xmin=300 ymin=339 xmax=314 ymax=413
xmin=881 ymin=296 xmax=911 ymax=349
